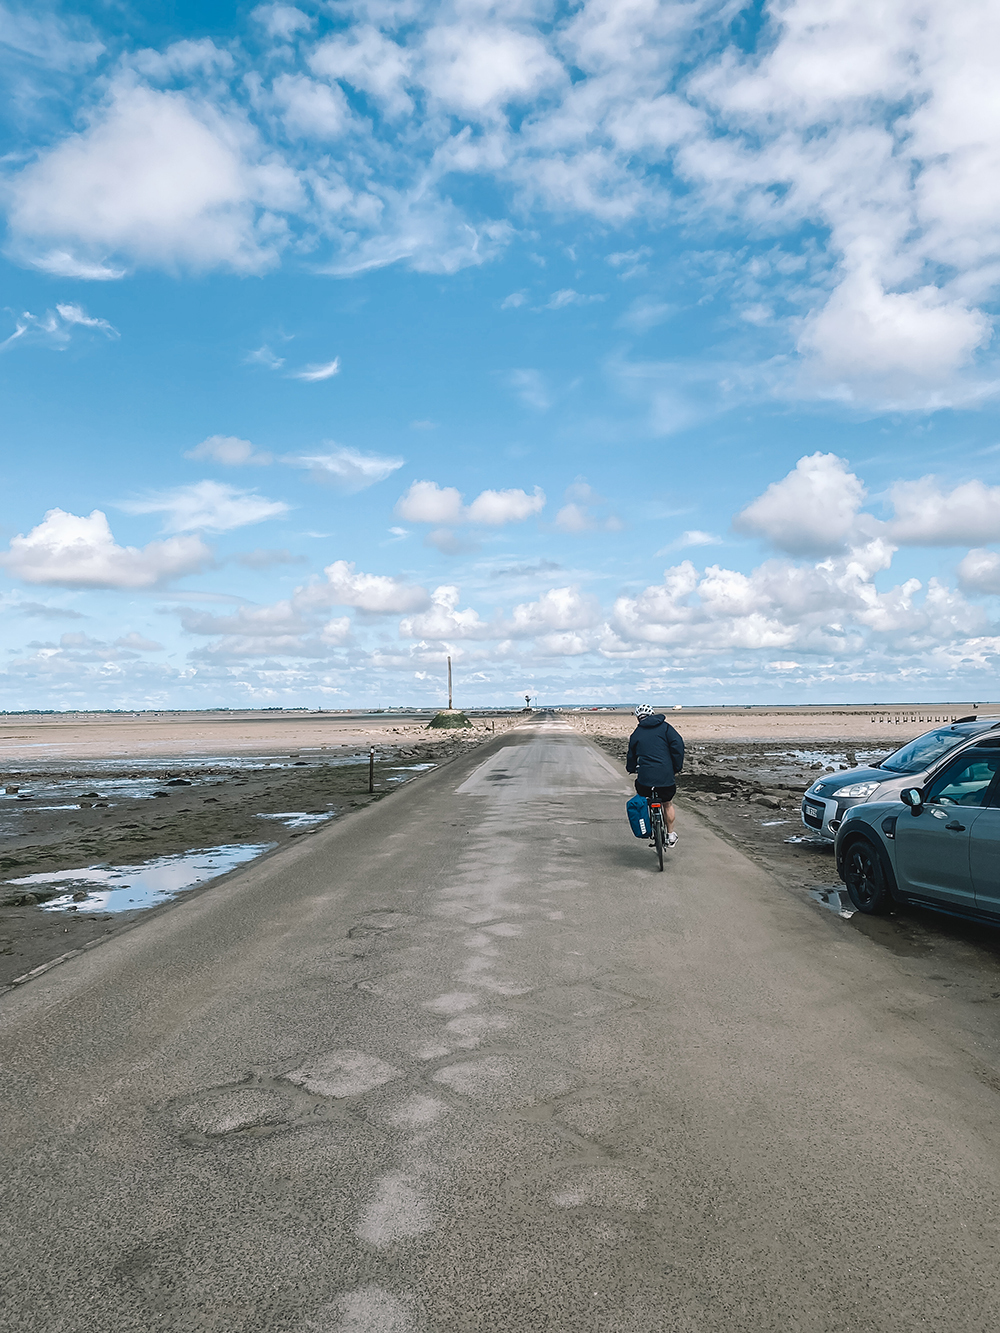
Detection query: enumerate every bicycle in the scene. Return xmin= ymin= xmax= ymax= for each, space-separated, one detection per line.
xmin=648 ymin=793 xmax=666 ymax=871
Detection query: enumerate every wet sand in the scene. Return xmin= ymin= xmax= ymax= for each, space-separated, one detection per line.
xmin=0 ymin=715 xmax=515 ymax=988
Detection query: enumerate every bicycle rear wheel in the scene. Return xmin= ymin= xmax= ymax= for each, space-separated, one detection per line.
xmin=653 ymin=814 xmax=664 ymax=871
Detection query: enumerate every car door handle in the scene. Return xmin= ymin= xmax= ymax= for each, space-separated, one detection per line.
xmin=945 ymin=820 xmax=966 ymax=831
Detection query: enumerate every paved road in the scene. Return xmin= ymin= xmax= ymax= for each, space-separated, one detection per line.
xmin=3 ymin=722 xmax=1000 ymax=1332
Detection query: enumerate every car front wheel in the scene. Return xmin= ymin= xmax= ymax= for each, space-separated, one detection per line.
xmin=843 ymin=838 xmax=892 ymax=914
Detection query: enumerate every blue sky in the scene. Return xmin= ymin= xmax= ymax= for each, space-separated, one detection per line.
xmin=3 ymin=0 xmax=1000 ymax=709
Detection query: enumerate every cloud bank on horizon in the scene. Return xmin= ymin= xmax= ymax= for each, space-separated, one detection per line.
xmin=2 ymin=0 xmax=1000 ymax=708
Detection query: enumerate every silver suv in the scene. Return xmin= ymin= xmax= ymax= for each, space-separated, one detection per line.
xmin=801 ymin=715 xmax=1000 ymax=841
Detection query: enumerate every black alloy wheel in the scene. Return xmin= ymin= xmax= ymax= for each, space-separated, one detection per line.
xmin=843 ymin=839 xmax=891 ymax=914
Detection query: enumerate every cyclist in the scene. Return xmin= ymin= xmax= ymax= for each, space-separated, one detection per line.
xmin=626 ymin=704 xmax=685 ymax=847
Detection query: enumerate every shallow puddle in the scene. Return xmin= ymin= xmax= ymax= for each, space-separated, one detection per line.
xmin=808 ymin=884 xmax=855 ymax=918
xmin=256 ymin=811 xmax=335 ymax=829
xmin=3 ymin=843 xmax=274 ymax=913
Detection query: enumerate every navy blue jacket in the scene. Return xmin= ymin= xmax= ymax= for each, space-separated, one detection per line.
xmin=626 ymin=714 xmax=684 ymax=788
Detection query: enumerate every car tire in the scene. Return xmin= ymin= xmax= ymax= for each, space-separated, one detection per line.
xmin=842 ymin=837 xmax=893 ymax=915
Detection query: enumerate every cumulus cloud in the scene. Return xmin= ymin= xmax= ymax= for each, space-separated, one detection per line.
xmin=252 ymin=5 xmax=313 ymax=41
xmin=7 ymin=81 xmax=293 ymax=274
xmin=185 ymin=435 xmax=274 ymax=465
xmin=609 ymin=537 xmax=968 ymax=659
xmin=504 ymin=586 xmax=602 ymax=637
xmin=395 ymin=481 xmax=545 ymax=527
xmin=1 ymin=509 xmax=212 ymax=588
xmin=120 ymin=480 xmax=290 ymax=532
xmin=798 ymin=267 xmax=993 ymax=401
xmin=287 ymin=445 xmax=402 ymax=491
xmin=399 ymin=585 xmax=490 ymax=640
xmin=420 ymin=24 xmax=564 ymax=116
xmin=957 ymin=549 xmax=1000 ymax=596
xmin=314 ymin=560 xmax=430 ymax=614
xmin=733 ymin=453 xmax=870 ymax=556
xmin=888 ymin=478 xmax=1000 ymax=547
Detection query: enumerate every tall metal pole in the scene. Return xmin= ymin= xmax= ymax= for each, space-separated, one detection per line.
xmin=448 ymin=655 xmax=453 ymax=710
xmin=368 ymin=745 xmax=374 ymax=794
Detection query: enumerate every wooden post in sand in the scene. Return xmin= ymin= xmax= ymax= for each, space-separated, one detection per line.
xmin=368 ymin=746 xmax=375 ymax=794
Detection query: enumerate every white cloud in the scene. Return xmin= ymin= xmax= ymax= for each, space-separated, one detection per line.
xmin=7 ymin=81 xmax=290 ymax=274
xmin=132 ymin=39 xmax=234 ymax=80
xmin=252 ymin=5 xmax=313 ymax=41
xmin=958 ymin=549 xmax=1000 ymax=595
xmin=609 ymin=537 xmax=961 ymax=657
xmin=309 ymin=26 xmax=413 ymax=118
xmin=289 ymin=356 xmax=340 ymax=381
xmin=395 ymin=480 xmax=545 ymax=526
xmin=316 ymin=560 xmax=430 ymax=614
xmin=889 ymin=477 xmax=1000 ymax=546
xmin=467 ymin=487 xmax=545 ymax=525
xmin=420 ymin=24 xmax=564 ymax=116
xmin=542 ymin=288 xmax=605 ymax=310
xmin=798 ymin=267 xmax=993 ymax=401
xmin=185 ymin=435 xmax=274 ymax=465
xmin=121 ymin=480 xmax=290 ymax=533
xmin=399 ymin=585 xmax=490 ymax=639
xmin=504 ymin=586 xmax=602 ymax=636
xmin=675 ymin=530 xmax=722 ymax=547
xmin=1 ymin=509 xmax=212 ymax=589
xmin=395 ymin=481 xmax=464 ymax=525
xmin=733 ymin=452 xmax=870 ymax=556
xmin=285 ymin=445 xmax=403 ymax=492
xmin=24 ymin=251 xmax=126 ymax=280
xmin=501 ymin=291 xmax=527 ymax=309
xmin=271 ymin=73 xmax=349 ymax=140
xmin=0 ymin=303 xmax=118 ymax=351
xmin=246 ymin=344 xmax=285 ymax=370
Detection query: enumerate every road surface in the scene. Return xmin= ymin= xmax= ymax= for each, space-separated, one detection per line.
xmin=3 ymin=721 xmax=1000 ymax=1332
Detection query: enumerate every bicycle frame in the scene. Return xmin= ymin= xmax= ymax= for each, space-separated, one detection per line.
xmin=649 ymin=797 xmax=665 ymax=871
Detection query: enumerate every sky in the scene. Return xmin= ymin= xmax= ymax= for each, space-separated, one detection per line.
xmin=3 ymin=0 xmax=1000 ymax=711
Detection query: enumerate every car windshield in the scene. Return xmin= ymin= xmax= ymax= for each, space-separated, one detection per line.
xmin=878 ymin=727 xmax=970 ymax=775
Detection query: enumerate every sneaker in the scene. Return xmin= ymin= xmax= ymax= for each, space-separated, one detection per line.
xmin=666 ymin=832 xmax=678 ymax=848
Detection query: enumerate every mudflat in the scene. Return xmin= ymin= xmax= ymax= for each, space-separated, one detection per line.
xmin=0 ymin=712 xmax=516 ymax=987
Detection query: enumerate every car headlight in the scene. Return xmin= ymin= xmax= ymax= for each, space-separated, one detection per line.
xmin=836 ymin=781 xmax=880 ymax=798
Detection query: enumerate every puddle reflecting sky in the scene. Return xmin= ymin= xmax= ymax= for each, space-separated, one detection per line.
xmin=3 ymin=843 xmax=273 ymax=913
xmin=256 ymin=811 xmax=334 ymax=829
xmin=808 ymin=884 xmax=856 ymax=918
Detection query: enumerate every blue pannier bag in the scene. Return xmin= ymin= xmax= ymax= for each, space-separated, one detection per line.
xmin=626 ymin=794 xmax=651 ymax=838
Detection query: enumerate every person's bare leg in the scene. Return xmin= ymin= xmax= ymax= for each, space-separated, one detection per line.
xmin=665 ymin=801 xmax=676 ymax=835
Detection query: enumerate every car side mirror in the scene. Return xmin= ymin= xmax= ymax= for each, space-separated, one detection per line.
xmin=900 ymin=787 xmax=924 ymax=812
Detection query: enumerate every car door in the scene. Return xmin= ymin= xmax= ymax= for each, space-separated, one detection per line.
xmin=894 ymin=749 xmax=1000 ymax=909
xmin=970 ymin=770 xmax=1000 ymax=914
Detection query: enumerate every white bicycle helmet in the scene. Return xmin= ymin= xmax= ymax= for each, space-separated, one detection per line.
xmin=634 ymin=703 xmax=655 ymax=717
